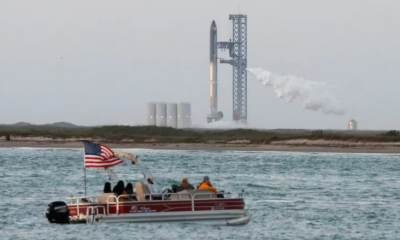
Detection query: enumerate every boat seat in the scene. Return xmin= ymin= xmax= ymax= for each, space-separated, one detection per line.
xmin=170 ymin=190 xmax=191 ymax=200
xmin=135 ymin=182 xmax=151 ymax=202
xmin=170 ymin=189 xmax=216 ymax=200
xmin=97 ymin=193 xmax=117 ymax=203
xmin=189 ymin=189 xmax=217 ymax=199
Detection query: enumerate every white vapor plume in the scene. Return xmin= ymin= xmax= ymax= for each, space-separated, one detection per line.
xmin=247 ymin=68 xmax=346 ymax=115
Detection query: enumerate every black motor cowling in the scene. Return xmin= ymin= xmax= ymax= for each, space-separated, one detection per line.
xmin=46 ymin=201 xmax=70 ymax=224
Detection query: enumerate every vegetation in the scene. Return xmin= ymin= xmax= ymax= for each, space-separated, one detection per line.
xmin=311 ymin=130 xmax=324 ymax=137
xmin=382 ymin=130 xmax=400 ymax=137
xmin=0 ymin=125 xmax=399 ymax=143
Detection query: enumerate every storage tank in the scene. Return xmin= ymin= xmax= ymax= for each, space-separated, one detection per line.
xmin=177 ymin=102 xmax=192 ymax=128
xmin=146 ymin=103 xmax=156 ymax=126
xmin=166 ymin=103 xmax=178 ymax=128
xmin=348 ymin=119 xmax=357 ymax=130
xmin=156 ymin=103 xmax=167 ymax=127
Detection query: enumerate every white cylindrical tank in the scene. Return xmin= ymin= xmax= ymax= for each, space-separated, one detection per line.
xmin=146 ymin=103 xmax=156 ymax=126
xmin=348 ymin=119 xmax=357 ymax=130
xmin=177 ymin=102 xmax=192 ymax=128
xmin=156 ymin=103 xmax=167 ymax=127
xmin=166 ymin=103 xmax=178 ymax=128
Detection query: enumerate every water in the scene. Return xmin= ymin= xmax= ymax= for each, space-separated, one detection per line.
xmin=1 ymin=148 xmax=400 ymax=239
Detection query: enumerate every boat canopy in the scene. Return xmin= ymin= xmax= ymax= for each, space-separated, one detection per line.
xmin=109 ymin=152 xmax=159 ymax=191
xmin=114 ymin=152 xmax=138 ymax=165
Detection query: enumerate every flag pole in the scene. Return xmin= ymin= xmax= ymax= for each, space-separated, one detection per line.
xmin=83 ymin=147 xmax=87 ymax=196
xmin=84 ymin=168 xmax=87 ymax=196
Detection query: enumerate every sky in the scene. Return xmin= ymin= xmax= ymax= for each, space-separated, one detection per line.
xmin=0 ymin=0 xmax=399 ymax=130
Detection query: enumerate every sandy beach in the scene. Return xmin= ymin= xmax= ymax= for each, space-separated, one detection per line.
xmin=1 ymin=139 xmax=400 ymax=153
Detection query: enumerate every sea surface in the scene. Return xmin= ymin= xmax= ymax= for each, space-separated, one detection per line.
xmin=1 ymin=148 xmax=400 ymax=240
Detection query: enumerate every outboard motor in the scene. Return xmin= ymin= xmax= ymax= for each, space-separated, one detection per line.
xmin=46 ymin=201 xmax=70 ymax=224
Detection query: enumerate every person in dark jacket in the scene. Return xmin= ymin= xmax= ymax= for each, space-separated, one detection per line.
xmin=125 ymin=183 xmax=134 ymax=195
xmin=113 ymin=180 xmax=125 ymax=196
xmin=180 ymin=177 xmax=195 ymax=190
xmin=103 ymin=182 xmax=112 ymax=193
xmin=120 ymin=182 xmax=136 ymax=202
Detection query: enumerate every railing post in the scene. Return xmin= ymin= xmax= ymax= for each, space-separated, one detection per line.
xmin=116 ymin=196 xmax=120 ymax=215
xmin=106 ymin=195 xmax=114 ymax=215
xmin=191 ymin=193 xmax=195 ymax=212
xmin=77 ymin=198 xmax=80 ymax=216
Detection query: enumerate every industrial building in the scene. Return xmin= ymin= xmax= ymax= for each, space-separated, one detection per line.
xmin=177 ymin=102 xmax=192 ymax=129
xmin=147 ymin=102 xmax=191 ymax=128
xmin=155 ymin=103 xmax=167 ymax=127
xmin=348 ymin=119 xmax=358 ymax=130
xmin=166 ymin=103 xmax=177 ymax=128
xmin=146 ymin=102 xmax=156 ymax=126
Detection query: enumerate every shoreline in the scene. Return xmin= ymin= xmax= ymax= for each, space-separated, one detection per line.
xmin=1 ymin=141 xmax=400 ymax=153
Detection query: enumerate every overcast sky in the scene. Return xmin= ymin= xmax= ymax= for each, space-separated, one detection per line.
xmin=0 ymin=0 xmax=399 ymax=129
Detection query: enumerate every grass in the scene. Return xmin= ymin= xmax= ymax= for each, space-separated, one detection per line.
xmin=0 ymin=126 xmax=399 ymax=143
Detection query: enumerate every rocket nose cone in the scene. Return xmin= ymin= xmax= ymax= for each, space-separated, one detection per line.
xmin=211 ymin=20 xmax=217 ymax=31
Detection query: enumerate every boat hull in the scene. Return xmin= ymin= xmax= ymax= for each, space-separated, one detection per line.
xmin=97 ymin=209 xmax=251 ymax=225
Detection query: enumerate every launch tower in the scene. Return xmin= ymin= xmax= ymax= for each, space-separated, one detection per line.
xmin=219 ymin=14 xmax=248 ymax=123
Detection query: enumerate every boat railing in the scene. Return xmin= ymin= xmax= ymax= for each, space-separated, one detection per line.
xmin=112 ymin=192 xmax=227 ymax=214
xmin=191 ymin=193 xmax=219 ymax=212
xmin=66 ymin=196 xmax=98 ymax=216
xmin=86 ymin=205 xmax=106 ymax=223
xmin=67 ymin=196 xmax=97 ymax=202
xmin=67 ymin=191 xmax=237 ymax=215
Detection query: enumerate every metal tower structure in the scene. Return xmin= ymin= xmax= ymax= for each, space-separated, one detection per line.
xmin=219 ymin=14 xmax=247 ymax=123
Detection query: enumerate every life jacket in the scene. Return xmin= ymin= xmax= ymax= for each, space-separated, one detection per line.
xmin=198 ymin=182 xmax=217 ymax=193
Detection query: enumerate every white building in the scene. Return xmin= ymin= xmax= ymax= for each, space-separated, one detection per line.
xmin=146 ymin=103 xmax=156 ymax=126
xmin=147 ymin=102 xmax=190 ymax=128
xmin=348 ymin=119 xmax=357 ymax=130
xmin=155 ymin=103 xmax=167 ymax=127
xmin=166 ymin=103 xmax=178 ymax=128
xmin=178 ymin=102 xmax=192 ymax=128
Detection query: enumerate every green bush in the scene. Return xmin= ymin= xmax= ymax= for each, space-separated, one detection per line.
xmin=382 ymin=130 xmax=400 ymax=137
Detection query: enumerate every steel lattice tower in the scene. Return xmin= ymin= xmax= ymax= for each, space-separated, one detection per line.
xmin=219 ymin=14 xmax=247 ymax=123
xmin=231 ymin=14 xmax=247 ymax=123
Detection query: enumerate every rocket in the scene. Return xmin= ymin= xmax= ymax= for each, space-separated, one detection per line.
xmin=207 ymin=20 xmax=222 ymax=123
xmin=209 ymin=21 xmax=218 ymax=116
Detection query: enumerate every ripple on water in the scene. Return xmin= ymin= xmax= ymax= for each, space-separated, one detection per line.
xmin=0 ymin=149 xmax=399 ymax=239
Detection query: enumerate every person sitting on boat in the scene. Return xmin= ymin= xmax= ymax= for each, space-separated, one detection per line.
xmin=103 ymin=182 xmax=112 ymax=193
xmin=198 ymin=176 xmax=217 ymax=193
xmin=113 ymin=180 xmax=125 ymax=196
xmin=180 ymin=177 xmax=194 ymax=190
xmin=120 ymin=182 xmax=136 ymax=202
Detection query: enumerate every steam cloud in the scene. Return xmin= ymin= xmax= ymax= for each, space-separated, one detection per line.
xmin=247 ymin=68 xmax=346 ymax=116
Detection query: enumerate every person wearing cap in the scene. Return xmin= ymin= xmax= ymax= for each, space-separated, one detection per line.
xmin=180 ymin=177 xmax=194 ymax=190
xmin=197 ymin=176 xmax=217 ymax=193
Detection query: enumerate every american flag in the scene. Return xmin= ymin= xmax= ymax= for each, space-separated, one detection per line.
xmin=83 ymin=141 xmax=124 ymax=168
